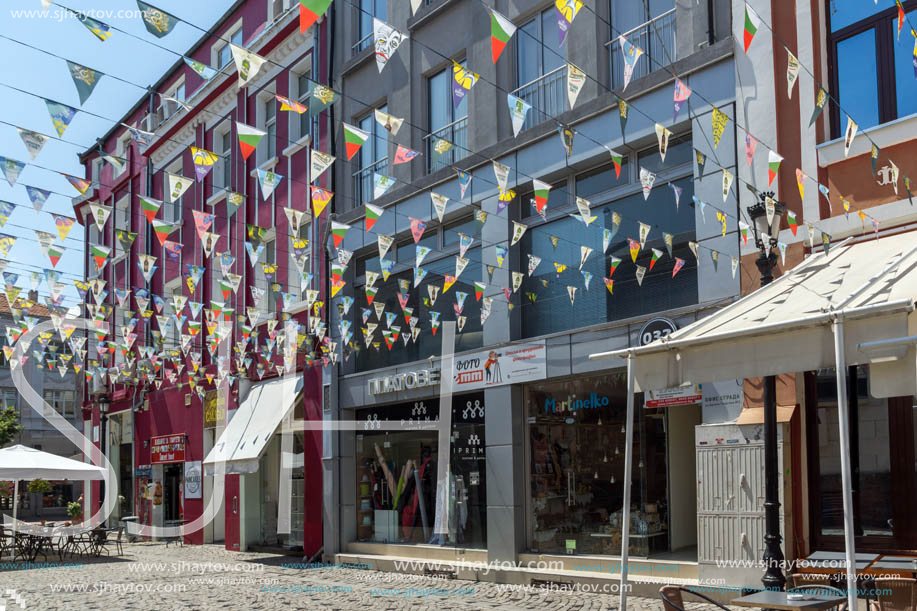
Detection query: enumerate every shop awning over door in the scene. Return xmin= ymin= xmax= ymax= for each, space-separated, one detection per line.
xmin=591 ymin=232 xmax=917 ymax=398
xmin=203 ymin=376 xmax=303 ymax=475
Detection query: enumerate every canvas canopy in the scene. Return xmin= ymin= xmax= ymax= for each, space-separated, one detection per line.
xmin=0 ymin=445 xmax=105 ymax=480
xmin=590 ymin=233 xmax=917 ymax=611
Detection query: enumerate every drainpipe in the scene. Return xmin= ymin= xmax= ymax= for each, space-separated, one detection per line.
xmin=707 ymin=0 xmax=715 ymax=47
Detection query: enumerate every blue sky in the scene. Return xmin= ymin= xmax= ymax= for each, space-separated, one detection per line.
xmin=0 ymin=0 xmax=235 ymax=307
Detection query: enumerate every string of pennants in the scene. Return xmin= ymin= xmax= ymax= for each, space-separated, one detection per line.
xmin=10 ymin=0 xmax=910 ymax=386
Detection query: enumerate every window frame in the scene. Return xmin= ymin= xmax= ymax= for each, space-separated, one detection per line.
xmin=826 ymin=0 xmax=916 ymax=138
xmin=213 ymin=20 xmax=244 ymax=70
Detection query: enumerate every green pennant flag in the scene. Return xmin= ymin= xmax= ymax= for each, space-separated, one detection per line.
xmin=137 ymin=1 xmax=180 ymax=38
xmin=66 ymin=60 xmax=103 ymax=105
xmin=809 ymin=87 xmax=828 ymax=126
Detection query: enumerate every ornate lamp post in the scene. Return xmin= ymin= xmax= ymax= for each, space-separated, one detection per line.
xmin=747 ymin=191 xmax=788 ymax=591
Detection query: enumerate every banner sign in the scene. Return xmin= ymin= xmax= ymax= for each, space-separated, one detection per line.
xmin=150 ymin=433 xmax=186 ymax=464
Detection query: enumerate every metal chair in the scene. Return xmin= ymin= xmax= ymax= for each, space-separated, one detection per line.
xmin=871 ymin=577 xmax=917 ymax=611
xmin=659 ymin=585 xmax=731 ymax=610
xmin=788 ymin=585 xmax=847 ymax=611
xmin=790 ymin=573 xmax=833 ymax=588
xmin=111 ymin=526 xmax=124 ymax=556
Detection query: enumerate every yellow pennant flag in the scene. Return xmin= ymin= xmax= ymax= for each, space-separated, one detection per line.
xmin=796 ymin=168 xmax=807 ymax=201
xmin=712 ymin=108 xmax=728 ymax=148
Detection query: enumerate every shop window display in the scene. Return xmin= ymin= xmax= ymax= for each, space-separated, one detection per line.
xmin=526 ymin=374 xmax=669 ymax=556
xmin=355 ymin=392 xmax=486 ymax=548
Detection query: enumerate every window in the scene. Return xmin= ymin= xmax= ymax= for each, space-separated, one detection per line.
xmin=609 ymin=0 xmax=676 ymax=89
xmin=161 ymin=79 xmax=186 ymax=120
xmin=216 ymin=26 xmax=244 ymax=69
xmin=427 ymin=65 xmax=468 ymax=172
xmin=269 ymin=0 xmax=292 ymax=22
xmin=519 ymin=169 xmax=697 ymax=338
xmin=214 ymin=124 xmax=232 ymax=190
xmin=828 ymin=2 xmax=917 ymax=135
xmin=353 ymin=105 xmax=389 ymax=204
xmin=295 ymin=72 xmax=312 ymax=141
xmin=356 ymin=0 xmax=386 ymax=53
xmin=513 ymin=9 xmax=565 ymax=128
xmin=264 ymin=95 xmax=277 ymax=161
xmin=162 ymin=162 xmax=182 ymax=223
xmin=114 ymin=133 xmax=131 ymax=177
xmin=0 ymin=388 xmax=17 ymax=412
xmin=352 ymin=247 xmax=483 ymax=371
xmin=256 ymin=238 xmax=277 ymax=314
xmin=287 ymin=223 xmax=310 ymax=295
xmin=113 ymin=194 xmax=130 ymax=259
xmin=43 ymin=389 xmax=76 ymax=419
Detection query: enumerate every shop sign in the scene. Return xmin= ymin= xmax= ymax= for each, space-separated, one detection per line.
xmin=646 ymin=385 xmax=702 ymax=408
xmin=453 ymin=341 xmax=546 ymax=391
xmin=135 ymin=464 xmax=152 ymax=478
xmin=183 ymin=461 xmax=202 ymax=499
xmin=702 ymin=379 xmax=744 ymax=423
xmin=203 ymin=390 xmax=227 ymax=428
xmin=639 ymin=317 xmax=678 ymax=346
xmin=150 ymin=433 xmax=186 ymax=464
xmin=367 ymin=368 xmax=441 ymax=395
xmin=544 ymin=392 xmax=609 ymax=414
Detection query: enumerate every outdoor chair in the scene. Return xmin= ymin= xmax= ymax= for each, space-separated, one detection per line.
xmin=90 ymin=528 xmax=110 ymax=556
xmin=870 ymin=578 xmax=917 ymax=611
xmin=788 ymin=585 xmax=847 ymax=611
xmin=659 ymin=585 xmax=731 ymax=610
xmin=790 ymin=573 xmax=833 ymax=588
xmin=111 ymin=526 xmax=124 ymax=556
xmin=0 ymin=526 xmax=10 ymax=557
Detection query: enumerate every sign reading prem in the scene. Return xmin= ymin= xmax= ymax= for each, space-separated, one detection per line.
xmin=544 ymin=392 xmax=610 ymax=414
xmin=367 ymin=369 xmax=441 ymax=395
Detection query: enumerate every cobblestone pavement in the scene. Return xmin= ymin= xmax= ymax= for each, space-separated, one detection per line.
xmin=0 ymin=542 xmax=738 ymax=610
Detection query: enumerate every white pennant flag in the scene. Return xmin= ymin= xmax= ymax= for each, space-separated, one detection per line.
xmin=373 ymin=18 xmax=408 ymax=73
xmin=493 ymin=161 xmax=510 ymax=192
xmin=843 ymin=117 xmax=858 ymax=158
xmin=230 ymin=44 xmax=267 ymax=88
xmin=310 ymin=149 xmax=335 ymax=183
xmin=567 ymin=63 xmax=586 ymax=109
xmin=430 ymin=192 xmax=448 ymax=222
xmin=507 ymin=94 xmax=531 ymax=138
xmin=640 ymin=167 xmax=656 ymax=200
xmin=168 ymin=173 xmax=192 ymax=203
xmin=655 ymin=123 xmax=671 ymax=163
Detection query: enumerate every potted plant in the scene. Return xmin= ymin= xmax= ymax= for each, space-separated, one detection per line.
xmin=67 ymin=501 xmax=82 ymax=524
xmin=27 ymin=479 xmax=51 ymax=518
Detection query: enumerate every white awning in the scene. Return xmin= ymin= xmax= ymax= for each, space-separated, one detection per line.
xmin=203 ymin=376 xmax=303 ymax=475
xmin=590 ymin=233 xmax=917 ymax=398
xmin=0 ymin=445 xmax=106 ymax=480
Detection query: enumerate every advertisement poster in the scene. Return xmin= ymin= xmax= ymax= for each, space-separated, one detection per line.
xmin=184 ymin=461 xmax=202 ymax=499
xmin=453 ymin=341 xmax=546 ymax=391
xmin=646 ymin=385 xmax=702 ymax=408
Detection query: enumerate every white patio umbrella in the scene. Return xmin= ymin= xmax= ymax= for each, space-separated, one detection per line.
xmin=0 ymin=445 xmax=106 ymax=528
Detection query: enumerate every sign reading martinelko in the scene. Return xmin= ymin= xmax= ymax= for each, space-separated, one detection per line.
xmin=150 ymin=433 xmax=186 ymax=464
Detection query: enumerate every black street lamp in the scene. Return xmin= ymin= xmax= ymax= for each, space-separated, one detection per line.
xmin=747 ymin=191 xmax=787 ymax=592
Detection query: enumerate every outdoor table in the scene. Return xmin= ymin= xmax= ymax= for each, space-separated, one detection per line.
xmin=798 ymin=551 xmax=880 ymax=574
xmin=863 ymin=555 xmax=917 ymax=578
xmin=731 ymin=591 xmax=846 ymax=610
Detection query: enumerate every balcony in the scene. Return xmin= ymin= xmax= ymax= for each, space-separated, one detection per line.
xmin=607 ymin=8 xmax=677 ymax=90
xmin=509 ymin=65 xmax=566 ymax=132
xmin=424 ymin=116 xmax=468 ymax=173
xmin=352 ymin=157 xmax=389 ymax=206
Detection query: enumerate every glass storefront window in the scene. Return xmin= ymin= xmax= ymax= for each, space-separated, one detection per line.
xmin=352 ymin=248 xmax=483 ymax=370
xmin=520 ymin=175 xmax=697 ymax=338
xmin=526 ymin=374 xmax=669 ymax=556
xmin=355 ymin=392 xmax=486 ymax=548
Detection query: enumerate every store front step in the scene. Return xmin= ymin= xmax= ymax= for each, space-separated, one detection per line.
xmin=334 ymin=548 xmax=731 ymax=604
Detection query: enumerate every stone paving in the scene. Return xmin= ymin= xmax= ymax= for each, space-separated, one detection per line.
xmin=0 ymin=542 xmax=738 ymax=610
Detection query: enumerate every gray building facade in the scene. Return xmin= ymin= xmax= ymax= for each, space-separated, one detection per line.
xmin=321 ymin=0 xmax=772 ymax=587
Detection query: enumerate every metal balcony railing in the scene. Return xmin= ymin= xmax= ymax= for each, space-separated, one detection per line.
xmin=424 ymin=116 xmax=468 ymax=173
xmin=509 ymin=65 xmax=567 ymax=132
xmin=353 ymin=157 xmax=389 ymax=204
xmin=607 ymin=9 xmax=677 ymax=90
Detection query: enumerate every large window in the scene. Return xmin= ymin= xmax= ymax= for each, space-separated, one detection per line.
xmin=353 ymin=105 xmax=389 ymax=204
xmin=513 ymin=9 xmax=565 ymax=129
xmin=356 ymin=0 xmax=386 ymax=53
xmin=519 ymin=160 xmax=697 ymax=338
xmin=355 ymin=393 xmax=486 ymax=548
xmin=427 ymin=64 xmax=468 ymax=172
xmin=352 ymin=247 xmax=483 ymax=371
xmin=527 ymin=374 xmax=670 ymax=556
xmin=609 ymin=0 xmax=676 ymax=89
xmin=216 ymin=26 xmax=244 ymax=69
xmin=0 ymin=388 xmax=17 ymax=412
xmin=296 ymin=72 xmax=312 ymax=142
xmin=264 ymin=96 xmax=277 ymax=161
xmin=214 ymin=125 xmax=232 ymax=191
xmin=828 ymin=1 xmax=917 ymax=136
xmin=43 ymin=389 xmax=76 ymax=419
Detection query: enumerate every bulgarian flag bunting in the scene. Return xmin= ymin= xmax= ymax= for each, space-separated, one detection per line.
xmin=342 ymin=123 xmax=370 ymax=160
xmin=532 ymin=179 xmax=551 ymax=215
xmin=47 ymin=244 xmax=65 ymax=267
xmin=330 ymin=220 xmax=350 ymax=248
xmin=91 ymin=244 xmax=110 ymax=270
xmin=365 ymin=203 xmax=383 ymax=231
xmin=787 ymin=210 xmax=798 ymax=236
xmin=743 ymin=3 xmax=760 ymax=54
xmin=609 ymin=149 xmax=623 ymax=179
xmin=140 ymin=196 xmax=163 ymax=223
xmin=489 ymin=8 xmax=517 ymax=63
xmin=299 ymin=0 xmax=333 ymax=33
xmin=236 ymin=122 xmax=266 ymax=161
xmin=152 ymin=220 xmax=178 ymax=246
xmin=767 ymin=151 xmax=783 ymax=185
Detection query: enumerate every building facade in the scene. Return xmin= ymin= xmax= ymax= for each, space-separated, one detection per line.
xmin=73 ymin=0 xmax=328 ymax=555
xmin=320 ymin=0 xmax=770 ymax=589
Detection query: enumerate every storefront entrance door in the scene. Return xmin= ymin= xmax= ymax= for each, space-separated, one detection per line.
xmin=163 ymin=465 xmax=182 ymax=522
